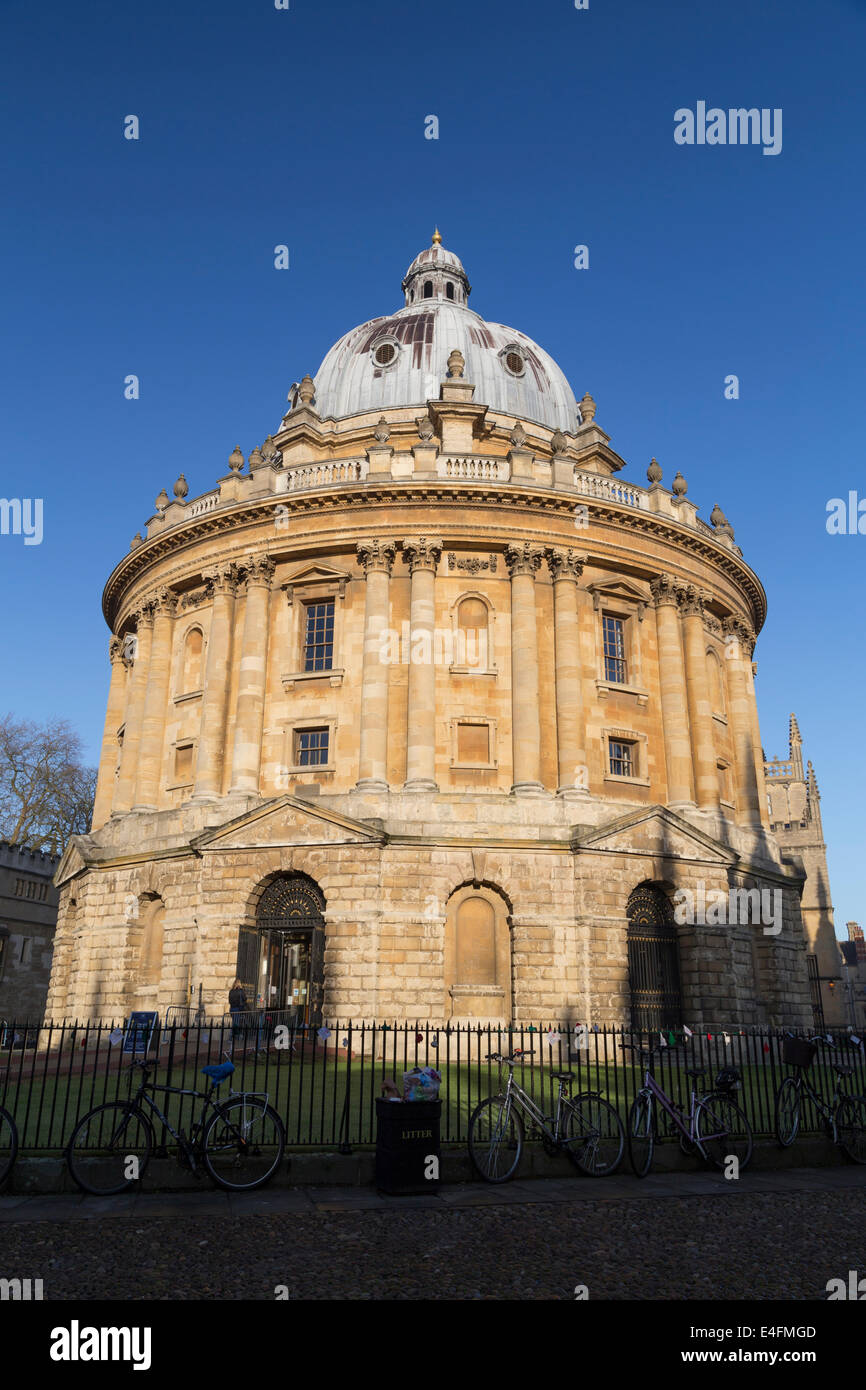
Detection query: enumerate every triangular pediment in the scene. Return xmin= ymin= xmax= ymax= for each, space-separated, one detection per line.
xmin=572 ymin=804 xmax=739 ymax=867
xmin=586 ymin=574 xmax=649 ymax=607
xmin=54 ymin=836 xmax=96 ymax=886
xmin=191 ymin=794 xmax=386 ymax=852
xmin=283 ymin=562 xmax=351 ymax=590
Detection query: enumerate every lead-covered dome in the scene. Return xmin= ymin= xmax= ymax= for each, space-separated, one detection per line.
xmin=308 ymin=233 xmax=581 ymax=432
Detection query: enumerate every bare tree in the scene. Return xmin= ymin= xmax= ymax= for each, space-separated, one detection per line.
xmin=0 ymin=714 xmax=98 ymax=854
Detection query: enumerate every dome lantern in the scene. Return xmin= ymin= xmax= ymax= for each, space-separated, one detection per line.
xmin=401 ymin=230 xmax=471 ymax=307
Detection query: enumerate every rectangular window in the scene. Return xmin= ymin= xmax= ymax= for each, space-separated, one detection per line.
xmin=602 ymin=615 xmax=627 ymax=683
xmin=457 ymin=721 xmax=490 ymax=764
xmin=609 ymin=739 xmax=634 ymax=777
xmin=295 ymin=727 xmax=330 ymax=767
xmin=303 ymin=600 xmax=335 ymax=672
xmin=174 ymin=744 xmax=194 ymax=783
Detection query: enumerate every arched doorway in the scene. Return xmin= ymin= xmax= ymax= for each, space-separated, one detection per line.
xmin=235 ymin=875 xmax=325 ymax=1026
xmin=626 ymin=883 xmax=682 ymax=1031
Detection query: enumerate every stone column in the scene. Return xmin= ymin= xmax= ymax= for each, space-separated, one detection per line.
xmin=113 ymin=604 xmax=154 ymax=815
xmin=723 ymin=617 xmax=763 ymax=828
xmin=192 ymin=565 xmax=238 ymax=802
xmin=681 ymin=586 xmax=720 ymax=811
xmin=356 ymin=540 xmax=396 ymax=791
xmin=506 ymin=542 xmax=545 ymax=795
xmin=747 ymin=658 xmax=772 ymax=831
xmin=401 ymin=537 xmax=442 ymax=792
xmin=132 ymin=587 xmax=177 ymax=811
xmin=547 ymin=548 xmax=588 ymax=797
xmin=650 ymin=574 xmax=695 ymax=808
xmin=91 ymin=636 xmax=128 ymax=829
xmin=229 ymin=554 xmax=276 ymax=794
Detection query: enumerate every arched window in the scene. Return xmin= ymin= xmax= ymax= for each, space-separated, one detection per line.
xmin=626 ymin=883 xmax=682 ymax=1031
xmin=423 ymin=280 xmax=433 ymax=298
xmin=456 ymin=595 xmax=489 ymax=670
xmin=445 ymin=282 xmax=454 ymax=300
xmin=444 ymin=884 xmax=511 ymax=1020
xmin=181 ymin=627 xmax=204 ymax=694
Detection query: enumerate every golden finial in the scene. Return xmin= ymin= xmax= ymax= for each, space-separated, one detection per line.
xmin=431 ymin=227 xmax=442 ymax=245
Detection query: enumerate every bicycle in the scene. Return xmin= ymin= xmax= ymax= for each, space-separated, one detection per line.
xmin=468 ymin=1050 xmax=625 ymax=1182
xmin=65 ymin=1057 xmax=286 ymax=1195
xmin=0 ymin=1105 xmax=19 ymax=1187
xmin=625 ymin=1043 xmax=753 ymax=1177
xmin=775 ymin=1034 xmax=866 ymax=1163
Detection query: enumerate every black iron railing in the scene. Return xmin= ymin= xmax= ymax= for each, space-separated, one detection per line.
xmin=1 ymin=1019 xmax=863 ymax=1154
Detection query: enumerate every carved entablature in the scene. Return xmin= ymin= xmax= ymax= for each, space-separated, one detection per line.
xmin=504 ymin=542 xmax=544 ymax=578
xmin=447 ymin=552 xmax=498 ymax=574
xmin=356 ymin=541 xmax=397 ymax=577
xmin=402 ymin=536 xmax=443 ymax=573
xmin=703 ymin=612 xmax=723 ymax=637
xmin=546 ymin=548 xmax=586 ymax=582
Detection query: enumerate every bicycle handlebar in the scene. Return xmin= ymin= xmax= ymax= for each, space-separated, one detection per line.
xmin=485 ymin=1049 xmax=534 ymax=1063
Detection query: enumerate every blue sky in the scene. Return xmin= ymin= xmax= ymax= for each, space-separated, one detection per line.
xmin=1 ymin=0 xmax=864 ymax=931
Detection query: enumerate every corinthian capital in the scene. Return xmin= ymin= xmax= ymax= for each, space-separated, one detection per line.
xmin=680 ymin=584 xmax=708 ymax=618
xmin=401 ymin=536 xmax=443 ymax=572
xmin=109 ymin=635 xmax=123 ymax=665
xmin=356 ymin=539 xmax=397 ymax=576
xmin=241 ymin=554 xmax=276 ymax=588
xmin=151 ymin=585 xmax=178 ymax=617
xmin=649 ymin=572 xmax=684 ymax=609
xmin=202 ymin=563 xmax=239 ymax=598
xmin=505 ymin=542 xmax=544 ymax=578
xmin=722 ymin=615 xmax=756 ymax=658
xmin=546 ymin=547 xmax=586 ymax=582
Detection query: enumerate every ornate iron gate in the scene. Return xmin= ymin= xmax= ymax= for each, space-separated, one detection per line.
xmin=626 ymin=884 xmax=683 ymax=1031
xmin=236 ymin=875 xmax=326 ymax=1026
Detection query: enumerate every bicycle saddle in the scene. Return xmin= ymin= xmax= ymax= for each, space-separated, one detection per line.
xmin=550 ymin=1071 xmax=574 ymax=1081
xmin=833 ymin=1064 xmax=854 ymax=1078
xmin=685 ymin=1068 xmax=706 ymax=1079
xmin=201 ymin=1061 xmax=235 ymax=1084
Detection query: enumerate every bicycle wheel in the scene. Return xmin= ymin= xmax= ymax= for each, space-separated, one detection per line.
xmin=835 ymin=1095 xmax=866 ymax=1165
xmin=468 ymin=1095 xmax=524 ymax=1183
xmin=775 ymin=1076 xmax=801 ymax=1148
xmin=66 ymin=1102 xmax=153 ymax=1196
xmin=0 ymin=1107 xmax=19 ymax=1187
xmin=627 ymin=1092 xmax=654 ymax=1177
xmin=202 ymin=1098 xmax=286 ymax=1191
xmin=562 ymin=1095 xmax=624 ymax=1176
xmin=695 ymin=1094 xmax=753 ymax=1171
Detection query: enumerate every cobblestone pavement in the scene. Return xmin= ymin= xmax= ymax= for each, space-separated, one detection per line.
xmin=1 ymin=1169 xmax=863 ymax=1300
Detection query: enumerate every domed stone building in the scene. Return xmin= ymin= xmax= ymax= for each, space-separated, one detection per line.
xmin=48 ymin=233 xmax=814 ymax=1029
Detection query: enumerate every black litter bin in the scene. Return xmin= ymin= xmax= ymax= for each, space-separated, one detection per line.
xmin=375 ymin=1098 xmax=441 ymax=1195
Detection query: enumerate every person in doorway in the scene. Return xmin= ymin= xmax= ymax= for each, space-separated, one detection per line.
xmin=228 ymin=979 xmax=249 ymax=1049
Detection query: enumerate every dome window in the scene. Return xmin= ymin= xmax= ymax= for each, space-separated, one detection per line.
xmin=446 ymin=282 xmax=454 ymax=300
xmin=423 ymin=281 xmax=433 ymax=298
xmin=503 ymin=348 xmax=525 ymax=377
xmin=372 ymin=340 xmax=398 ymax=367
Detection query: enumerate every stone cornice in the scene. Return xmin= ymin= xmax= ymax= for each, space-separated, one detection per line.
xmin=103 ymin=482 xmax=767 ymax=634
